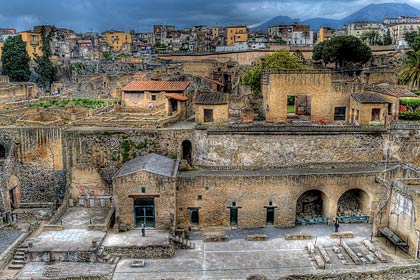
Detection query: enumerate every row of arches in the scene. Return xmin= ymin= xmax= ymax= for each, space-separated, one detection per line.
xmin=296 ymin=188 xmax=371 ymax=220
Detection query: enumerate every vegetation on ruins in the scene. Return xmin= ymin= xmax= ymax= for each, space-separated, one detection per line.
xmin=312 ymin=36 xmax=372 ymax=70
xmin=29 ymin=98 xmax=116 ymax=109
xmin=399 ymin=97 xmax=420 ymax=120
xmin=399 ymin=29 xmax=420 ymax=88
xmin=34 ymin=26 xmax=58 ymax=91
xmin=1 ymin=35 xmax=31 ymax=82
xmin=241 ymin=49 xmax=307 ymax=94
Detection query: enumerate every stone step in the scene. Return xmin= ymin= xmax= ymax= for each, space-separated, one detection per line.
xmin=14 ymin=255 xmax=25 ymax=260
xmin=15 ymin=251 xmax=25 ymax=256
xmin=12 ymin=259 xmax=25 ymax=265
xmin=9 ymin=263 xmax=24 ymax=269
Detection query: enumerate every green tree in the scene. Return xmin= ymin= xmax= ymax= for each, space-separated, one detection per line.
xmin=293 ymin=49 xmax=305 ymax=63
xmin=34 ymin=26 xmax=58 ymax=91
xmin=405 ymin=30 xmax=420 ymax=49
xmin=383 ymin=29 xmax=392 ymax=45
xmin=302 ymin=30 xmax=310 ymax=46
xmin=399 ymin=50 xmax=420 ymax=88
xmin=360 ymin=31 xmax=382 ymax=46
xmin=312 ymin=36 xmax=372 ymax=70
xmin=241 ymin=49 xmax=307 ymax=94
xmin=1 ymin=35 xmax=31 ymax=82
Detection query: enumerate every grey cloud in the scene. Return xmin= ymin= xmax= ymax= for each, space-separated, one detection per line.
xmin=0 ymin=0 xmax=419 ymax=32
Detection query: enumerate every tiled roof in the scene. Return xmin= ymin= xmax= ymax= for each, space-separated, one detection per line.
xmin=113 ymin=153 xmax=178 ymax=178
xmin=122 ymin=81 xmax=190 ymax=92
xmin=164 ymin=93 xmax=189 ymax=101
xmin=131 ymin=74 xmax=146 ymax=80
xmin=365 ymin=86 xmax=418 ymax=98
xmin=203 ymin=76 xmax=225 ymax=86
xmin=352 ymin=93 xmax=388 ymax=104
xmin=195 ymin=91 xmax=227 ymax=105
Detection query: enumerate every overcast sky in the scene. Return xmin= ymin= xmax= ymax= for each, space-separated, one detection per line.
xmin=0 ymin=0 xmax=420 ymax=33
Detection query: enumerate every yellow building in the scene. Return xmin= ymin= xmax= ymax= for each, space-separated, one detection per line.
xmin=225 ymin=26 xmax=248 ymax=46
xmin=0 ymin=42 xmax=3 ymax=60
xmin=19 ymin=31 xmax=42 ymax=60
xmin=101 ymin=30 xmax=132 ymax=52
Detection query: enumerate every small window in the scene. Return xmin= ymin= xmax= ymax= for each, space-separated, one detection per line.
xmin=141 ymin=186 xmax=146 ymax=193
xmin=197 ymin=195 xmax=202 ymax=200
xmin=334 ymin=107 xmax=346 ymax=121
xmin=204 ymin=109 xmax=214 ymax=123
xmin=151 ymin=95 xmax=156 ymax=101
xmin=269 ymin=200 xmax=273 ymax=206
xmin=232 ymin=201 xmax=236 ymax=207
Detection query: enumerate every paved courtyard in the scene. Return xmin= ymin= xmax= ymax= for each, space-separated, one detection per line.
xmin=0 ymin=230 xmax=25 ymax=255
xmin=112 ymin=224 xmax=415 ymax=280
xmin=55 ymin=207 xmax=110 ymax=229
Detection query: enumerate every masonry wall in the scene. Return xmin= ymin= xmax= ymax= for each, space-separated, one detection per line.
xmin=113 ymin=171 xmax=176 ymax=230
xmin=193 ymin=129 xmax=385 ymax=167
xmin=195 ymin=104 xmax=229 ymax=123
xmin=262 ymin=71 xmax=351 ymax=123
xmin=176 ymin=171 xmax=384 ymax=230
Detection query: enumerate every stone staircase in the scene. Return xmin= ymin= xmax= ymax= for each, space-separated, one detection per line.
xmin=96 ymin=246 xmax=119 ymax=264
xmin=170 ymin=234 xmax=195 ymax=249
xmin=8 ymin=239 xmax=32 ymax=270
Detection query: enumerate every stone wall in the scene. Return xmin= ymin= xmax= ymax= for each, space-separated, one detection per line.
xmin=193 ymin=128 xmax=385 ymax=167
xmin=177 ymin=168 xmax=385 ymax=230
xmin=105 ymin=243 xmax=175 ymax=259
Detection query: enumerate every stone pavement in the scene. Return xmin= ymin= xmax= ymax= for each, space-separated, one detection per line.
xmin=55 ymin=207 xmax=109 ymax=229
xmin=0 ymin=230 xmax=24 ymax=255
xmin=112 ymin=224 xmax=414 ymax=280
xmin=103 ymin=230 xmax=170 ymax=247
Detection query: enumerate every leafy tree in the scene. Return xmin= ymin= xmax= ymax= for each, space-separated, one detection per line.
xmin=34 ymin=26 xmax=58 ymax=91
xmin=399 ymin=50 xmax=420 ymax=88
xmin=1 ymin=35 xmax=30 ymax=82
xmin=293 ymin=49 xmax=305 ymax=63
xmin=312 ymin=36 xmax=372 ymax=70
xmin=102 ymin=51 xmax=112 ymax=60
xmin=383 ymin=29 xmax=392 ymax=45
xmin=302 ymin=30 xmax=311 ymax=46
xmin=242 ymin=49 xmax=307 ymax=94
xmin=405 ymin=30 xmax=420 ymax=49
xmin=360 ymin=31 xmax=382 ymax=46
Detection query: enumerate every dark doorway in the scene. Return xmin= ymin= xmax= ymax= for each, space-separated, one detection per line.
xmin=134 ymin=198 xmax=155 ymax=228
xmin=0 ymin=145 xmax=5 ymax=159
xmin=204 ymin=109 xmax=214 ymax=122
xmin=266 ymin=208 xmax=274 ymax=225
xmin=170 ymin=99 xmax=178 ymax=114
xmin=190 ymin=208 xmax=199 ymax=225
xmin=182 ymin=140 xmax=192 ymax=164
xmin=334 ymin=107 xmax=346 ymax=121
xmin=230 ymin=208 xmax=238 ymax=227
xmin=9 ymin=188 xmax=16 ymax=209
xmin=371 ymin=108 xmax=380 ymax=121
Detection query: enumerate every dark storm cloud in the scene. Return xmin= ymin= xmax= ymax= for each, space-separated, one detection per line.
xmin=0 ymin=0 xmax=419 ymax=32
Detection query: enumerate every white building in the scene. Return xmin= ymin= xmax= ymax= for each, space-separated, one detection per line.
xmin=291 ymin=31 xmax=314 ymax=47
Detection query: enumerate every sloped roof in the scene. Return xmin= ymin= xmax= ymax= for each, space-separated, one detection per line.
xmin=351 ymin=93 xmax=387 ymax=104
xmin=203 ymin=76 xmax=225 ymax=86
xmin=164 ymin=93 xmax=189 ymax=101
xmin=113 ymin=153 xmax=178 ymax=178
xmin=122 ymin=81 xmax=190 ymax=92
xmin=195 ymin=92 xmax=227 ymax=105
xmin=365 ymin=86 xmax=418 ymax=98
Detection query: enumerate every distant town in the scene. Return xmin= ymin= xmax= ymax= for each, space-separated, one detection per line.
xmin=0 ymin=15 xmax=419 ymax=63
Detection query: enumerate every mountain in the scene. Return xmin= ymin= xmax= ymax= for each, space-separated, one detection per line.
xmin=252 ymin=3 xmax=420 ymax=32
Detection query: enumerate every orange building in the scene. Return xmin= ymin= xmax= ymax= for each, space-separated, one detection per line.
xmin=101 ymin=30 xmax=132 ymax=53
xmin=19 ymin=31 xmax=42 ymax=60
xmin=225 ymin=26 xmax=248 ymax=46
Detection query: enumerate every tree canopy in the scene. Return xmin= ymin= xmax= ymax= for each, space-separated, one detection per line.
xmin=399 ymin=50 xmax=420 ymax=88
xmin=312 ymin=36 xmax=372 ymax=70
xmin=34 ymin=26 xmax=58 ymax=91
xmin=241 ymin=49 xmax=307 ymax=94
xmin=405 ymin=30 xmax=420 ymax=50
xmin=1 ymin=35 xmax=31 ymax=82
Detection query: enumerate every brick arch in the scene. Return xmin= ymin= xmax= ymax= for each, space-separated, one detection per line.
xmin=295 ymin=189 xmax=331 ymax=218
xmin=336 ymin=188 xmax=372 ymax=217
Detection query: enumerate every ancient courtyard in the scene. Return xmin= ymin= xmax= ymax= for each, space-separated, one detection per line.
xmin=2 ymin=2 xmax=420 ymax=279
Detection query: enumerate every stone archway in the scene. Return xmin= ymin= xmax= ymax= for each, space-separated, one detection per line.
xmin=336 ymin=188 xmax=371 ymax=223
xmin=296 ymin=189 xmax=329 ymax=220
xmin=181 ymin=140 xmax=192 ymax=164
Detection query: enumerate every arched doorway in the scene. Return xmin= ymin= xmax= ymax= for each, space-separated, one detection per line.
xmin=336 ymin=188 xmax=370 ymax=223
xmin=181 ymin=140 xmax=192 ymax=164
xmin=296 ymin=190 xmax=329 ymax=225
xmin=0 ymin=144 xmax=6 ymax=159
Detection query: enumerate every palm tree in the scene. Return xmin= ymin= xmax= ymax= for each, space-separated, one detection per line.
xmin=399 ymin=50 xmax=420 ymax=88
xmin=302 ymin=30 xmax=310 ymax=46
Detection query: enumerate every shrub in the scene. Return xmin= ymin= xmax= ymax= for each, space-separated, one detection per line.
xmin=399 ymin=111 xmax=420 ymax=120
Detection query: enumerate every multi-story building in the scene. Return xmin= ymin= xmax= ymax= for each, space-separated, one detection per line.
xmin=384 ymin=16 xmax=420 ymax=25
xmin=387 ymin=23 xmax=420 ymax=48
xmin=225 ymin=26 xmax=248 ymax=46
xmin=19 ymin=31 xmax=42 ymax=60
xmin=101 ymin=30 xmax=132 ymax=53
xmin=317 ymin=27 xmax=346 ymax=43
xmin=267 ymin=23 xmax=310 ymax=46
xmin=345 ymin=23 xmax=385 ymax=45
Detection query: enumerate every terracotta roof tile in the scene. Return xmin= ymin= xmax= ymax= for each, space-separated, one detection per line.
xmin=164 ymin=93 xmax=189 ymax=101
xmin=352 ymin=93 xmax=388 ymax=104
xmin=122 ymin=81 xmax=190 ymax=92
xmin=203 ymin=76 xmax=225 ymax=86
xmin=365 ymin=86 xmax=418 ymax=98
xmin=195 ymin=92 xmax=227 ymax=105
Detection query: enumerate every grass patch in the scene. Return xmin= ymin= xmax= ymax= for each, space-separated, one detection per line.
xmin=29 ymin=98 xmax=117 ymax=109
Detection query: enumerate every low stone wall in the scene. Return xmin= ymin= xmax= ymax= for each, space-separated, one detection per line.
xmin=280 ymin=263 xmax=420 ymax=280
xmin=104 ymin=243 xmax=175 ymax=259
xmin=88 ymin=207 xmax=114 ymax=232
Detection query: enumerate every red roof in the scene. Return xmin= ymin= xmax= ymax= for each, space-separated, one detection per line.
xmin=131 ymin=74 xmax=146 ymax=80
xmin=203 ymin=76 xmax=225 ymax=87
xmin=164 ymin=93 xmax=189 ymax=101
xmin=122 ymin=81 xmax=190 ymax=92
